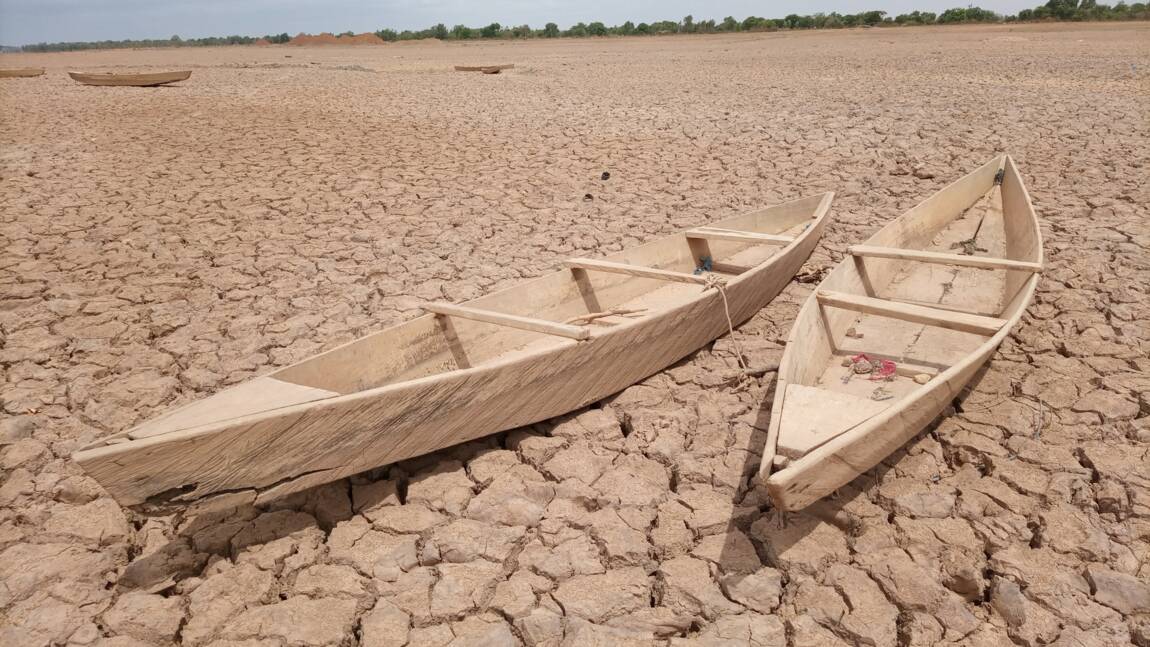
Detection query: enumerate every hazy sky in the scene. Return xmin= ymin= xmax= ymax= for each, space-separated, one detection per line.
xmin=1 ymin=0 xmax=1040 ymax=45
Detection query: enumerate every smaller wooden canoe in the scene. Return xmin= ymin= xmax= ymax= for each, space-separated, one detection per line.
xmin=454 ymin=64 xmax=514 ymax=74
xmin=760 ymin=155 xmax=1042 ymax=511
xmin=0 ymin=68 xmax=45 ymax=78
xmin=68 ymin=70 xmax=192 ymax=87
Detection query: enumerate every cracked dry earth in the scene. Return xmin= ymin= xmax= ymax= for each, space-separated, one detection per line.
xmin=1 ymin=22 xmax=1149 ymax=647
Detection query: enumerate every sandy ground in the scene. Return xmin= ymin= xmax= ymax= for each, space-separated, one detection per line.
xmin=1 ymin=22 xmax=1149 ymax=647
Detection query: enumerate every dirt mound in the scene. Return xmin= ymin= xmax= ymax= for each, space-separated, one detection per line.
xmin=254 ymin=39 xmax=271 ymax=46
xmin=289 ymin=32 xmax=385 ymax=46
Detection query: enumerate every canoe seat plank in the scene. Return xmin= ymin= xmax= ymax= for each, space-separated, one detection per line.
xmin=423 ymin=302 xmax=590 ymax=341
xmin=565 ymin=258 xmax=720 ymax=286
xmin=850 ymin=245 xmax=1042 ymax=273
xmin=817 ymin=290 xmax=1006 ymax=336
xmin=687 ymin=227 xmax=794 ymax=245
xmin=777 ymin=384 xmax=890 ymax=459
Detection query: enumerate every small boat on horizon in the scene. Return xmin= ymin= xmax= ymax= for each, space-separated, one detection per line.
xmin=75 ymin=193 xmax=834 ymax=513
xmin=454 ymin=63 xmax=514 ymax=74
xmin=68 ymin=70 xmax=191 ymax=87
xmin=0 ymin=67 xmax=45 ymax=78
xmin=760 ymin=155 xmax=1042 ymax=511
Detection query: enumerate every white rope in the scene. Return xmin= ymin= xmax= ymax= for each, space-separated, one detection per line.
xmin=702 ymin=274 xmax=749 ymax=374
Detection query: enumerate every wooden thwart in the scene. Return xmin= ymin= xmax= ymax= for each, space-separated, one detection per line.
xmin=849 ymin=245 xmax=1042 ymax=273
xmin=817 ymin=290 xmax=1006 ymax=336
xmin=565 ymin=258 xmax=721 ymax=286
xmin=423 ymin=302 xmax=589 ymax=341
xmin=687 ymin=227 xmax=794 ymax=245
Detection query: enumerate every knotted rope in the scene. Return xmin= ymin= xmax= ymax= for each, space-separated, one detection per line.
xmin=702 ymin=274 xmax=749 ymax=374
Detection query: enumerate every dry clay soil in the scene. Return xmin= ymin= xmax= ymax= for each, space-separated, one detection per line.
xmin=1 ymin=23 xmax=1149 ymax=647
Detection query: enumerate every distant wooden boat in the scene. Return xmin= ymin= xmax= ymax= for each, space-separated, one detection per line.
xmin=68 ymin=70 xmax=191 ymax=87
xmin=454 ymin=64 xmax=514 ymax=74
xmin=75 ymin=193 xmax=834 ymax=512
xmin=760 ymin=155 xmax=1042 ymax=511
xmin=0 ymin=67 xmax=45 ymax=78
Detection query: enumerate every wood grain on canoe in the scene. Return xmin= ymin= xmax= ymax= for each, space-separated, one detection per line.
xmin=0 ymin=68 xmax=45 ymax=78
xmin=761 ymin=155 xmax=1041 ymax=511
xmin=75 ymin=193 xmax=834 ymax=511
xmin=68 ymin=70 xmax=192 ymax=87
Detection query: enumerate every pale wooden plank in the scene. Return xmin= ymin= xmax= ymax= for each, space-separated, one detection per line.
xmin=816 ymin=290 xmax=1005 ymax=336
xmin=710 ymin=261 xmax=754 ymax=275
xmin=423 ymin=302 xmax=590 ymax=341
xmin=886 ymin=297 xmax=1001 ymax=319
xmin=686 ymin=228 xmax=794 ymax=245
xmin=565 ymin=258 xmax=720 ymax=286
xmin=776 ymin=384 xmax=890 ymax=459
xmin=849 ymin=245 xmax=1042 ymax=273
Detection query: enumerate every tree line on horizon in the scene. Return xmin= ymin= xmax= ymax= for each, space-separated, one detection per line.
xmin=18 ymin=0 xmax=1149 ymax=52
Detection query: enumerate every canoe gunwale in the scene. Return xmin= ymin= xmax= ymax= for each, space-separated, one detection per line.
xmin=760 ymin=155 xmax=1042 ymax=511
xmin=73 ymin=192 xmax=834 ymax=508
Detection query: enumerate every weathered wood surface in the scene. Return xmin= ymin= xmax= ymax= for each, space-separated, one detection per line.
xmin=565 ymin=258 xmax=720 ymax=286
xmin=68 ymin=70 xmax=192 ymax=87
xmin=423 ymin=302 xmax=591 ymax=340
xmin=848 ymin=245 xmax=1043 ymax=273
xmin=0 ymin=67 xmax=45 ymax=78
xmin=454 ymin=64 xmax=515 ymax=73
xmin=74 ymin=192 xmax=834 ymax=511
xmin=760 ymin=155 xmax=1041 ymax=511
xmin=816 ymin=290 xmax=1006 ymax=336
xmin=686 ymin=227 xmax=795 ymax=244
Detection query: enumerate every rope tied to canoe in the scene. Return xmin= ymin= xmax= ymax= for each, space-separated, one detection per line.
xmin=701 ymin=273 xmax=749 ymax=375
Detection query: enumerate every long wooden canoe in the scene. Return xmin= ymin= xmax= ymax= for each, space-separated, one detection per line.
xmin=760 ymin=155 xmax=1041 ymax=511
xmin=454 ymin=64 xmax=514 ymax=74
xmin=68 ymin=70 xmax=191 ymax=87
xmin=0 ymin=68 xmax=45 ymax=78
xmin=75 ymin=193 xmax=834 ymax=512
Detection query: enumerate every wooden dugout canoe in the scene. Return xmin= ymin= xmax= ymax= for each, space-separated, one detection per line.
xmin=75 ymin=193 xmax=835 ymax=512
xmin=454 ymin=64 xmax=514 ymax=74
xmin=68 ymin=70 xmax=191 ymax=87
xmin=760 ymin=155 xmax=1042 ymax=511
xmin=0 ymin=67 xmax=45 ymax=78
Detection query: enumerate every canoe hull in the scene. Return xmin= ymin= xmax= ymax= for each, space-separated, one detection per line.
xmin=0 ymin=68 xmax=45 ymax=78
xmin=761 ymin=156 xmax=1041 ymax=511
xmin=68 ymin=71 xmax=192 ymax=87
xmin=765 ymin=275 xmax=1037 ymax=510
xmin=454 ymin=64 xmax=514 ymax=73
xmin=75 ymin=194 xmax=833 ymax=512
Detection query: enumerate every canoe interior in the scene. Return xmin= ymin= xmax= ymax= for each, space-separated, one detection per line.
xmin=120 ymin=194 xmax=826 ymax=441
xmin=771 ymin=155 xmax=1041 ymax=462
